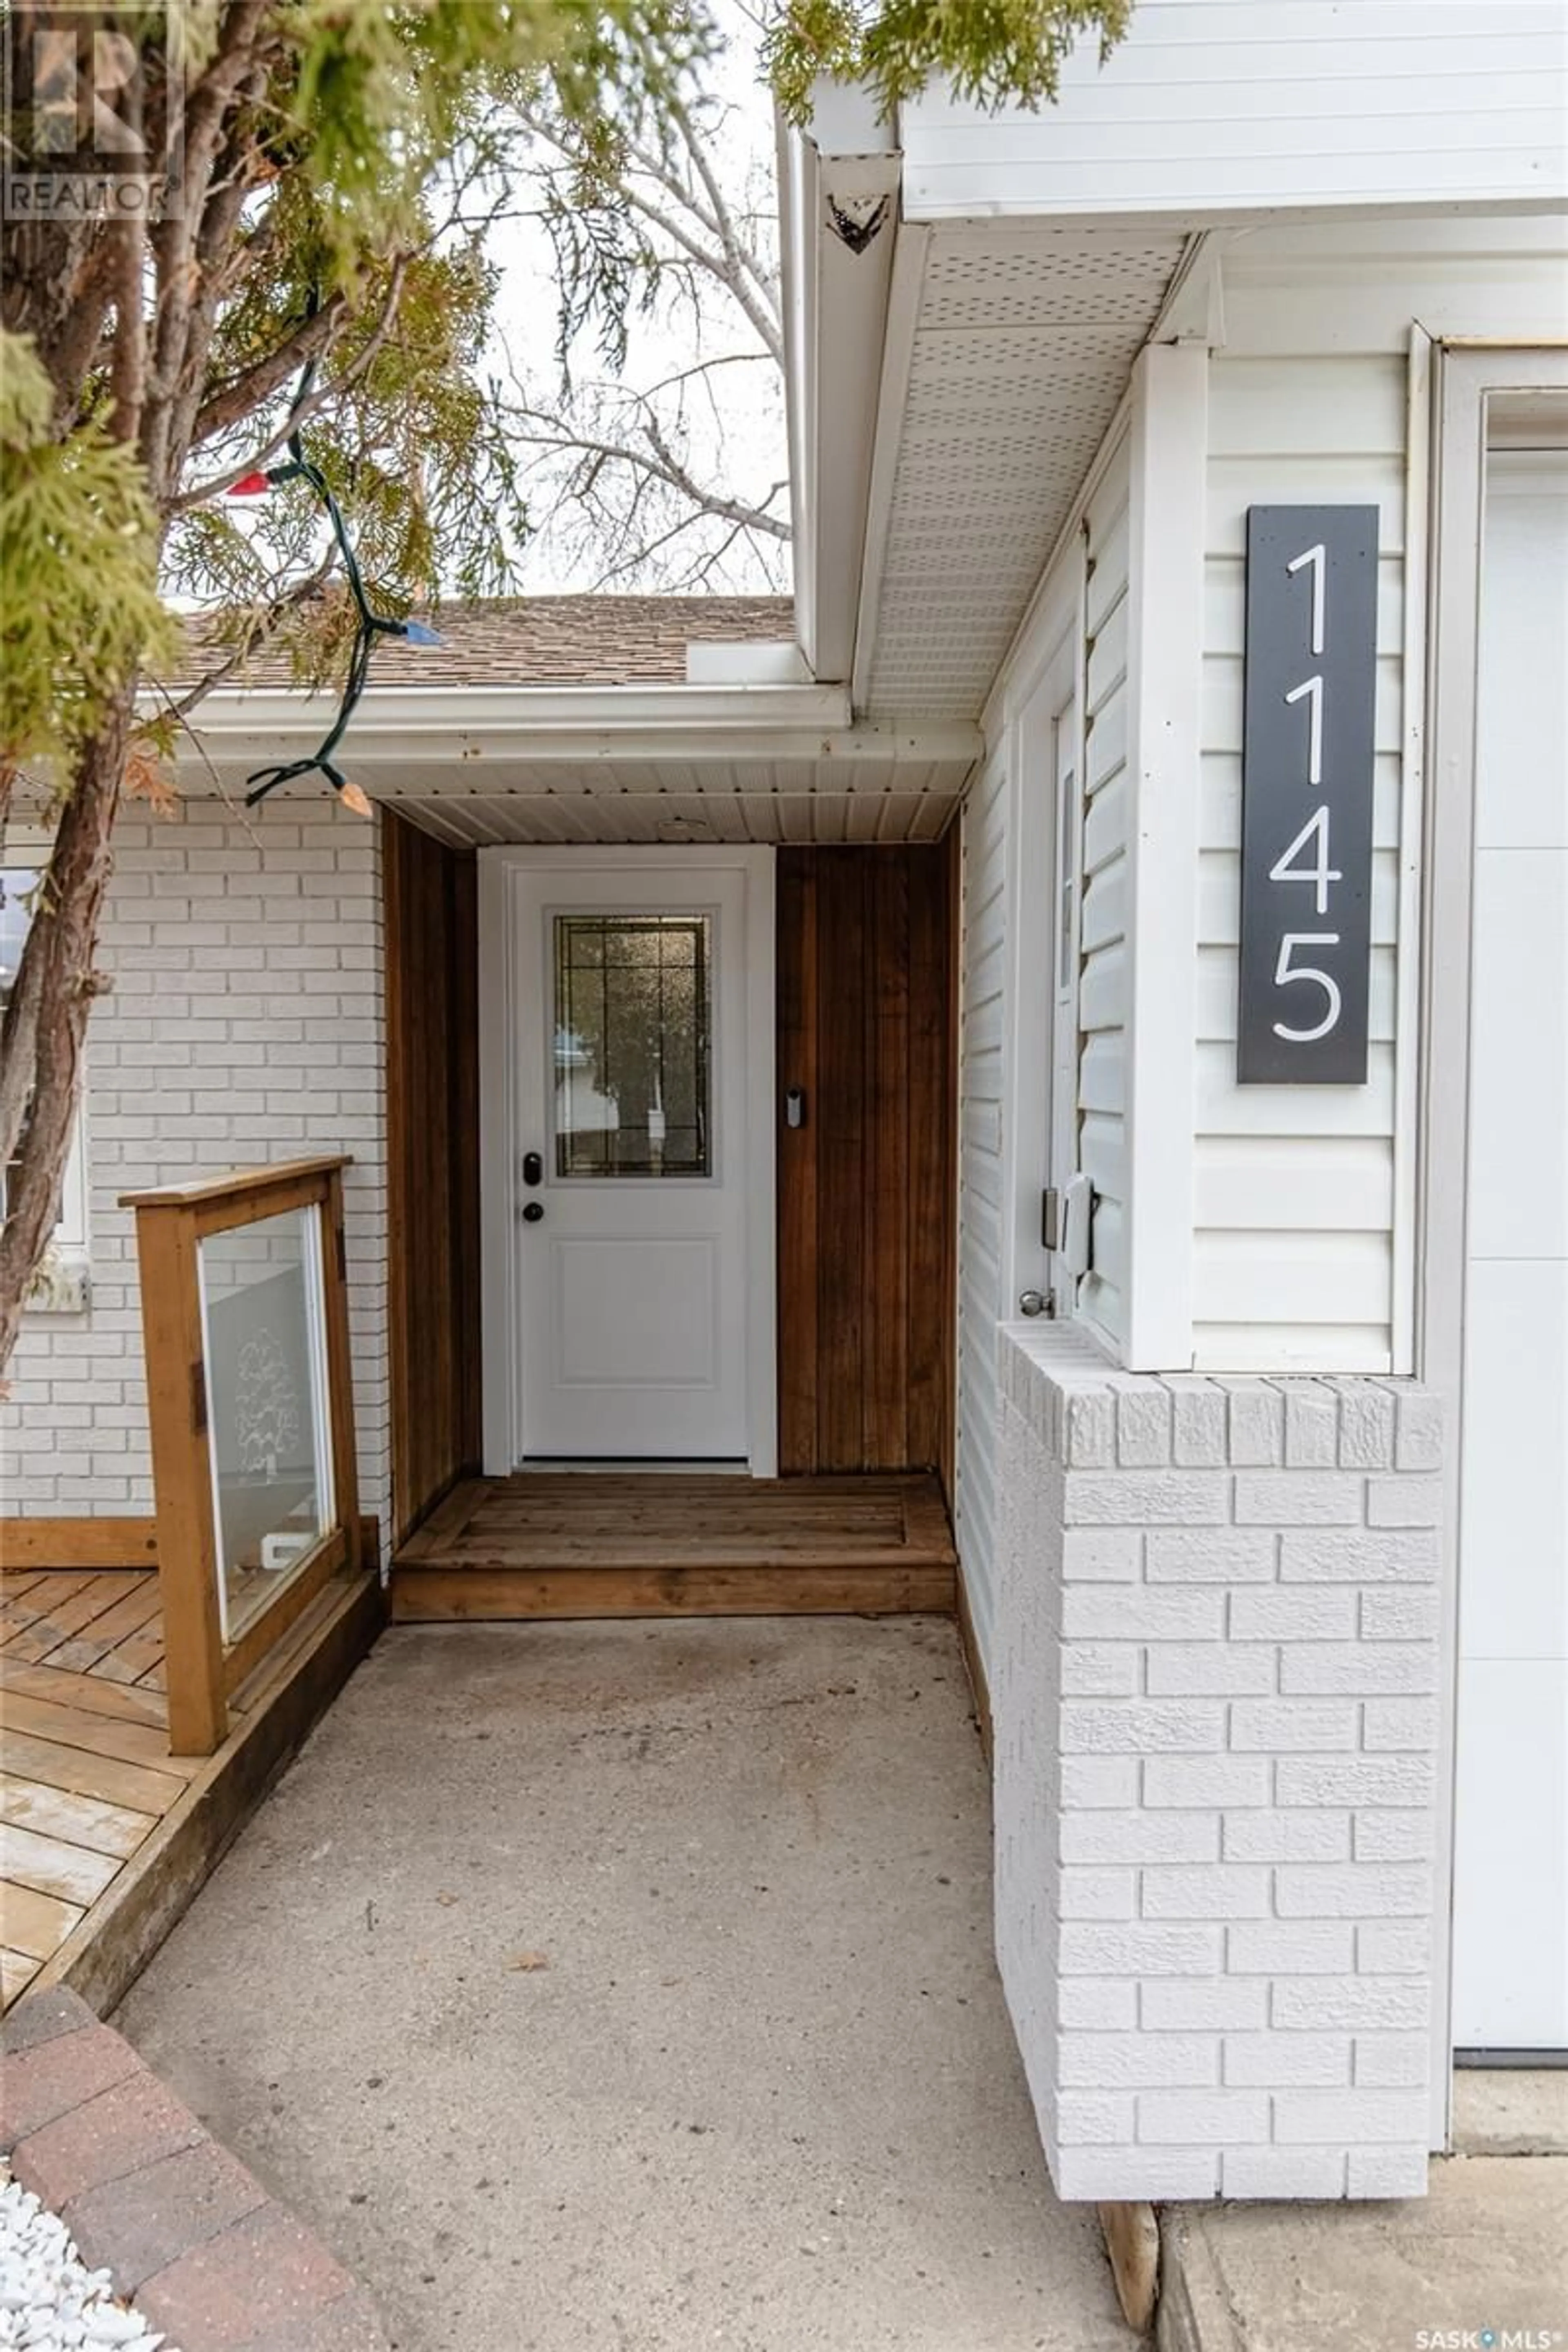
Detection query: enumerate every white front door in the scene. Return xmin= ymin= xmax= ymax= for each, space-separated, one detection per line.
xmin=1450 ymin=439 xmax=1568 ymax=2052
xmin=479 ymin=850 xmax=774 ymax=1467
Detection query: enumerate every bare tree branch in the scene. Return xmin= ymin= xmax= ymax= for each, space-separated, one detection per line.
xmin=509 ymin=47 xmax=788 ymax=592
xmin=508 ymin=401 xmax=788 ymax=542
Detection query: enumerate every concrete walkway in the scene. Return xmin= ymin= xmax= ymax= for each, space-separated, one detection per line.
xmin=116 ymin=1617 xmax=1128 ymax=2352
xmin=1159 ymin=2155 xmax=1568 ymax=2352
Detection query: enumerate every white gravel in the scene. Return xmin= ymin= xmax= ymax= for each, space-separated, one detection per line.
xmin=0 ymin=2169 xmax=177 ymax=2352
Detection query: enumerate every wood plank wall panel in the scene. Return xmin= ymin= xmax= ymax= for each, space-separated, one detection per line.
xmin=777 ymin=845 xmax=956 ymax=1479
xmin=384 ymin=812 xmax=482 ymax=1544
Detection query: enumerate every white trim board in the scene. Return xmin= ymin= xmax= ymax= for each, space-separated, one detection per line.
xmin=1120 ymin=342 xmax=1207 ymax=1371
xmin=1418 ymin=343 xmax=1568 ymax=2151
xmin=478 ymin=845 xmax=777 ymax=1481
xmin=1001 ymin=586 xmax=1078 ymax=1322
xmin=1390 ymin=325 xmax=1435 ymax=1376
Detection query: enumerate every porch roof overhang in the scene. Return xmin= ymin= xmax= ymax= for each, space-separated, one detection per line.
xmin=782 ymin=5 xmax=1566 ymax=725
xmin=168 ymin=679 xmax=981 ymax=847
xmin=777 ymin=83 xmax=1196 ymax=724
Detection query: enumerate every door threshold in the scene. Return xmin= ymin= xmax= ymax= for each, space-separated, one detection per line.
xmin=515 ymin=1458 xmax=753 ymax=1476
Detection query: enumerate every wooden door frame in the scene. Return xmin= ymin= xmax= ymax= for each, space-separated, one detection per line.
xmin=775 ymin=844 xmax=957 ymax=1479
xmin=477 ymin=844 xmax=777 ymax=1479
xmin=1419 ymin=343 xmax=1568 ymax=2147
xmin=384 ymin=811 xmax=483 ymax=1547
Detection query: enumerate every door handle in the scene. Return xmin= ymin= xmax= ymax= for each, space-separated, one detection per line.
xmin=521 ymin=1201 xmax=544 ymax=1224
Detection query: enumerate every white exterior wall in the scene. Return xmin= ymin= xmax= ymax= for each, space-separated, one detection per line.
xmin=1196 ymin=343 xmax=1408 ymax=1372
xmin=955 ymin=423 xmax=1136 ymax=1667
xmin=967 ymin=211 xmax=1568 ymax=2198
xmin=954 ymin=218 xmax=1568 ymax=1402
xmin=1193 ymin=216 xmax=1568 ymax=1375
xmin=994 ymin=1324 xmax=1444 ymax=2202
xmin=955 ymin=751 xmax=1011 ymax=1666
xmin=1077 ymin=444 xmax=1132 ymax=1350
xmin=2 ymin=804 xmax=391 ymax=1551
xmin=902 ymin=0 xmax=1566 ymax=220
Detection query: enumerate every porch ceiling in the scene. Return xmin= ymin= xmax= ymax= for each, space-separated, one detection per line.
xmin=385 ymin=760 xmax=966 ymax=848
xmin=173 ymin=686 xmax=978 ymax=845
xmin=858 ymin=223 xmax=1189 ymax=719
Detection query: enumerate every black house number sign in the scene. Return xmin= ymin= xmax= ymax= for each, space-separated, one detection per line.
xmin=1237 ymin=505 xmax=1378 ymax=1084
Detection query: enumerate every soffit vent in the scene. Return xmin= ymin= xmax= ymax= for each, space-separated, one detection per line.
xmin=862 ymin=228 xmax=1186 ymax=719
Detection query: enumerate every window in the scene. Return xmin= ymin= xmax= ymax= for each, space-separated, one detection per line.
xmin=1 ymin=863 xmax=89 ymax=1307
xmin=551 ymin=912 xmax=713 ymax=1178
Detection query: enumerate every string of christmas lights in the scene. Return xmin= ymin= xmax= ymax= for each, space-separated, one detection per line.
xmin=229 ymin=361 xmax=441 ymax=813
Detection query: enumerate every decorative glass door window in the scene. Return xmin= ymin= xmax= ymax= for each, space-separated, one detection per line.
xmin=552 ymin=913 xmax=712 ymax=1178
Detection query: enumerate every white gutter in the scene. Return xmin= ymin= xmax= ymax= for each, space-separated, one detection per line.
xmin=175 ymin=679 xmax=851 ymax=739
xmin=169 ymin=679 xmax=980 ymax=782
xmin=777 ymin=80 xmax=903 ymax=687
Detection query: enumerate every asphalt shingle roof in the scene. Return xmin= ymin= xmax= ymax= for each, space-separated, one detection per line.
xmin=184 ymin=593 xmax=796 ymax=690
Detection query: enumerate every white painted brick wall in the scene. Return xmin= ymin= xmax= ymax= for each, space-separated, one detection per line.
xmin=993 ymin=1323 xmax=1441 ymax=2203
xmin=2 ymin=802 xmax=391 ymax=1555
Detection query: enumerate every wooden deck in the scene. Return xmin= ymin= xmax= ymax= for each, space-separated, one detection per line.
xmin=0 ymin=1564 xmax=383 ymax=2014
xmin=392 ymin=1472 xmax=958 ymax=1621
xmin=2 ymin=1570 xmax=183 ymax=2007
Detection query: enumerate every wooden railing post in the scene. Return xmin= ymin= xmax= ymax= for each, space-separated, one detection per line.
xmin=123 ymin=1156 xmax=364 ymax=1761
xmin=134 ymin=1199 xmax=227 ymax=1755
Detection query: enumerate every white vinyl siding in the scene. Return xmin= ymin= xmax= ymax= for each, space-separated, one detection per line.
xmin=954 ymin=753 xmax=1010 ymax=1665
xmin=1078 ymin=442 xmax=1132 ymax=1348
xmin=1191 ymin=215 xmax=1568 ymax=1373
xmin=954 ymin=422 xmax=1132 ymax=1668
xmin=902 ymin=0 xmax=1565 ymax=220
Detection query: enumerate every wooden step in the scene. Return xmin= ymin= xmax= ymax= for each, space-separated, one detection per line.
xmin=390 ymin=1472 xmax=958 ymax=1623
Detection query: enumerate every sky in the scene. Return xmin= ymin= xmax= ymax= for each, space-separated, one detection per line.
xmin=481 ymin=3 xmax=791 ymax=597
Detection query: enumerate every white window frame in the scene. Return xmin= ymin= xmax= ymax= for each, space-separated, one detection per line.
xmin=2 ymin=847 xmax=91 ymax=1311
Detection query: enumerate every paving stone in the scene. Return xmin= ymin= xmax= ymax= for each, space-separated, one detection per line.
xmin=137 ymin=2205 xmax=364 ymax=2350
xmin=65 ymin=2139 xmax=270 ymax=2292
xmin=0 ymin=1986 xmax=99 ymax=2058
xmin=0 ymin=2021 xmax=144 ymax=2149
xmin=12 ymin=2068 xmax=207 ymax=2209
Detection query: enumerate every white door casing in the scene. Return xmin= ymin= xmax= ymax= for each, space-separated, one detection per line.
xmin=1450 ymin=441 xmax=1568 ymax=2054
xmin=479 ymin=848 xmax=776 ymax=1472
xmin=1421 ymin=352 xmax=1568 ymax=2127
